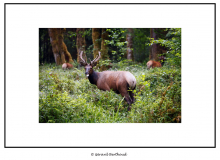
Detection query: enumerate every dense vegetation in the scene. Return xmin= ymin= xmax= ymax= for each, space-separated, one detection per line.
xmin=39 ymin=61 xmax=181 ymax=123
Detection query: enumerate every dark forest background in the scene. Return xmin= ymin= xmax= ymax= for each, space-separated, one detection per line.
xmin=39 ymin=28 xmax=181 ymax=67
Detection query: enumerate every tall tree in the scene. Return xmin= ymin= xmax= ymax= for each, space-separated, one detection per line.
xmin=92 ymin=28 xmax=101 ymax=59
xmin=48 ymin=28 xmax=73 ymax=65
xmin=99 ymin=28 xmax=110 ymax=70
xmin=48 ymin=28 xmax=62 ymax=65
xmin=76 ymin=28 xmax=86 ymax=63
xmin=100 ymin=28 xmax=109 ymax=59
xmin=58 ymin=29 xmax=73 ymax=63
xmin=126 ymin=28 xmax=134 ymax=60
xmin=150 ymin=28 xmax=158 ymax=61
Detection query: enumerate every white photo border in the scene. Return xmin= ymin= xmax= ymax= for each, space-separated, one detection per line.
xmin=5 ymin=3 xmax=216 ymax=148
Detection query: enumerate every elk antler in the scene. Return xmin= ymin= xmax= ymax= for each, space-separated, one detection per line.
xmin=90 ymin=51 xmax=101 ymax=66
xmin=80 ymin=51 xmax=87 ymax=66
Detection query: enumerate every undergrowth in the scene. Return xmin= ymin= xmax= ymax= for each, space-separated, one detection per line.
xmin=39 ymin=62 xmax=181 ymax=123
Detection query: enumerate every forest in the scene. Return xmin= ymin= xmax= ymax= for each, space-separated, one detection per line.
xmin=39 ymin=28 xmax=181 ymax=123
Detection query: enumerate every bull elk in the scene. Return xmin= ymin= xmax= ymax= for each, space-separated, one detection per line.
xmin=62 ymin=63 xmax=73 ymax=69
xmin=80 ymin=51 xmax=136 ymax=111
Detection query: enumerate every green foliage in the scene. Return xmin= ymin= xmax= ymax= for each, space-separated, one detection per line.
xmin=148 ymin=28 xmax=181 ymax=67
xmin=98 ymin=59 xmax=111 ymax=66
xmin=96 ymin=59 xmax=112 ymax=70
xmin=105 ymin=28 xmax=127 ymax=62
xmin=133 ymin=28 xmax=151 ymax=62
xmin=39 ymin=63 xmax=181 ymax=123
xmin=105 ymin=28 xmax=150 ymax=62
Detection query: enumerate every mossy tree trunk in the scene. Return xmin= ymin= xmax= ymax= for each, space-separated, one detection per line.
xmin=92 ymin=28 xmax=101 ymax=59
xmin=76 ymin=28 xmax=86 ymax=63
xmin=60 ymin=29 xmax=73 ymax=63
xmin=126 ymin=28 xmax=134 ymax=61
xmin=48 ymin=28 xmax=73 ymax=65
xmin=62 ymin=41 xmax=73 ymax=63
xmin=48 ymin=28 xmax=61 ymax=65
xmin=57 ymin=28 xmax=66 ymax=64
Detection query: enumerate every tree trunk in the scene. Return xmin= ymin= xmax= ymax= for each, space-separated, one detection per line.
xmin=92 ymin=28 xmax=101 ymax=59
xmin=101 ymin=28 xmax=109 ymax=59
xmin=100 ymin=28 xmax=109 ymax=70
xmin=48 ymin=28 xmax=61 ymax=65
xmin=126 ymin=28 xmax=134 ymax=60
xmin=150 ymin=28 xmax=158 ymax=61
xmin=48 ymin=28 xmax=73 ymax=65
xmin=76 ymin=28 xmax=86 ymax=63
xmin=150 ymin=28 xmax=167 ymax=61
xmin=62 ymin=41 xmax=73 ymax=63
xmin=57 ymin=28 xmax=68 ymax=64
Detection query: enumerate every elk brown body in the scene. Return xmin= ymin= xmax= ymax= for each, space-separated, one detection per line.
xmin=62 ymin=63 xmax=73 ymax=69
xmin=146 ymin=60 xmax=162 ymax=69
xmin=80 ymin=51 xmax=136 ymax=110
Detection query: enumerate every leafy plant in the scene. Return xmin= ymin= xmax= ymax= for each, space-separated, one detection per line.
xmin=105 ymin=28 xmax=127 ymax=62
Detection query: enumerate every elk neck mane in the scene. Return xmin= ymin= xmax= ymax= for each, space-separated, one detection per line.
xmin=88 ymin=70 xmax=99 ymax=85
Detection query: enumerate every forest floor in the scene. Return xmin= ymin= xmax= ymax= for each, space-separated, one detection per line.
xmin=39 ymin=61 xmax=181 ymax=123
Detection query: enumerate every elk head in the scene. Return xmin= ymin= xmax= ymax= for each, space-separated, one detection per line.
xmin=80 ymin=51 xmax=101 ymax=77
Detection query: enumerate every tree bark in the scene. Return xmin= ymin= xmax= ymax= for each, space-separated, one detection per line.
xmin=55 ymin=28 xmax=65 ymax=64
xmin=48 ymin=28 xmax=61 ymax=65
xmin=76 ymin=28 xmax=86 ymax=63
xmin=100 ymin=28 xmax=109 ymax=59
xmin=126 ymin=28 xmax=134 ymax=60
xmin=100 ymin=28 xmax=109 ymax=70
xmin=48 ymin=28 xmax=73 ymax=65
xmin=150 ymin=28 xmax=158 ymax=61
xmin=60 ymin=28 xmax=73 ymax=63
xmin=92 ymin=28 xmax=101 ymax=59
